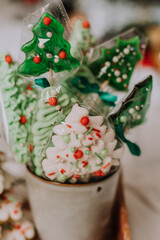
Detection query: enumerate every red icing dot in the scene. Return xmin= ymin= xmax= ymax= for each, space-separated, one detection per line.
xmin=43 ymin=16 xmax=52 ymax=25
xmin=48 ymin=97 xmax=57 ymax=106
xmin=75 ymin=175 xmax=80 ymax=179
xmin=106 ymin=51 xmax=110 ymax=54
xmin=56 ymin=155 xmax=60 ymax=158
xmin=88 ymin=137 xmax=93 ymax=141
xmin=66 ymin=154 xmax=69 ymax=157
xmin=27 ymin=84 xmax=33 ymax=90
xmin=59 ymin=51 xmax=67 ymax=59
xmin=80 ymin=116 xmax=89 ymax=126
xmin=15 ymin=202 xmax=21 ymax=208
xmin=61 ymin=169 xmax=66 ymax=174
xmin=66 ymin=124 xmax=72 ymax=128
xmin=33 ymin=56 xmax=41 ymax=64
xmin=20 ymin=116 xmax=27 ymax=124
xmin=5 ymin=55 xmax=12 ymax=64
xmin=94 ymin=170 xmax=104 ymax=177
xmin=15 ymin=225 xmax=21 ymax=230
xmin=74 ymin=150 xmax=83 ymax=159
xmin=14 ymin=210 xmax=18 ymax=214
xmin=88 ymin=147 xmax=91 ymax=151
xmin=82 ymin=20 xmax=90 ymax=29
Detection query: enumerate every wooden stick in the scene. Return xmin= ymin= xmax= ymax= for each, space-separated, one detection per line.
xmin=49 ymin=69 xmax=54 ymax=86
xmin=100 ymin=80 xmax=109 ymax=91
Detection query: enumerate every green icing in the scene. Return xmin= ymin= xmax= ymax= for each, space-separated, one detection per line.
xmin=0 ymin=54 xmax=38 ymax=163
xmin=32 ymin=86 xmax=76 ymax=174
xmin=89 ymin=37 xmax=142 ymax=91
xmin=18 ymin=12 xmax=80 ymax=76
xmin=70 ymin=19 xmax=95 ymax=62
xmin=110 ymin=76 xmax=153 ymax=130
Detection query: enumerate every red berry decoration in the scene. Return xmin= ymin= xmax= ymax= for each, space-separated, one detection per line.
xmin=82 ymin=20 xmax=90 ymax=29
xmin=43 ymin=17 xmax=52 ymax=25
xmin=74 ymin=150 xmax=84 ymax=159
xmin=20 ymin=116 xmax=27 ymax=124
xmin=80 ymin=116 xmax=89 ymax=126
xmin=5 ymin=55 xmax=12 ymax=64
xmin=59 ymin=51 xmax=67 ymax=59
xmin=33 ymin=56 xmax=41 ymax=64
xmin=27 ymin=84 xmax=33 ymax=90
xmin=48 ymin=97 xmax=57 ymax=106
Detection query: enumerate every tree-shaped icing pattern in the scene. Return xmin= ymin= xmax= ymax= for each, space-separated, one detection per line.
xmin=42 ymin=104 xmax=124 ymax=183
xmin=70 ymin=19 xmax=95 ymax=60
xmin=89 ymin=37 xmax=142 ymax=91
xmin=18 ymin=13 xmax=80 ymax=76
xmin=110 ymin=76 xmax=152 ymax=130
xmin=0 ymin=54 xmax=38 ymax=163
xmin=32 ymin=86 xmax=76 ymax=176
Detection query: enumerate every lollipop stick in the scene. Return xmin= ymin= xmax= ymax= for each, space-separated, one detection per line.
xmin=50 ymin=69 xmax=54 ymax=86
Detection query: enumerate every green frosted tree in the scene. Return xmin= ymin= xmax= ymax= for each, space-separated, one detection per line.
xmin=18 ymin=12 xmax=80 ymax=77
xmin=89 ymin=37 xmax=142 ymax=91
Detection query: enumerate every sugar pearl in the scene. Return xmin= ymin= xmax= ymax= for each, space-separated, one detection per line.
xmin=46 ymin=53 xmax=52 ymax=58
xmin=105 ymin=61 xmax=111 ymax=67
xmin=54 ymin=58 xmax=59 ymax=63
xmin=114 ymin=70 xmax=120 ymax=77
xmin=116 ymin=78 xmax=121 ymax=83
xmin=122 ymin=74 xmax=127 ymax=79
xmin=135 ymin=105 xmax=140 ymax=110
xmin=129 ymin=108 xmax=135 ymax=114
xmin=113 ymin=56 xmax=118 ymax=63
xmin=47 ymin=32 xmax=52 ymax=38
xmin=124 ymin=48 xmax=130 ymax=54
xmin=137 ymin=114 xmax=142 ymax=120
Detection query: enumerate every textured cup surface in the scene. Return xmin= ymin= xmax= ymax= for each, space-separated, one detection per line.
xmin=26 ymin=168 xmax=120 ymax=240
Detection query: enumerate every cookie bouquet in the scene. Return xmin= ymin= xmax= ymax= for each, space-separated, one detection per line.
xmin=15 ymin=1 xmax=152 ymax=240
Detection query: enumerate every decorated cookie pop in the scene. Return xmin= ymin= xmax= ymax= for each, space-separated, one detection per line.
xmin=70 ymin=19 xmax=95 ymax=62
xmin=2 ymin=220 xmax=35 ymax=240
xmin=42 ymin=104 xmax=124 ymax=183
xmin=18 ymin=12 xmax=80 ymax=78
xmin=89 ymin=37 xmax=142 ymax=91
xmin=0 ymin=54 xmax=38 ymax=163
xmin=0 ymin=191 xmax=23 ymax=223
xmin=110 ymin=76 xmax=152 ymax=155
xmin=32 ymin=86 xmax=76 ymax=176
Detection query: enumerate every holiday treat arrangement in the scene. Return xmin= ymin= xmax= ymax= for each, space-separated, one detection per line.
xmin=0 ymin=0 xmax=153 ymax=240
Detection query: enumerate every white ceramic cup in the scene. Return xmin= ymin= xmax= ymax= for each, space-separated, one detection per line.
xmin=26 ymin=167 xmax=120 ymax=240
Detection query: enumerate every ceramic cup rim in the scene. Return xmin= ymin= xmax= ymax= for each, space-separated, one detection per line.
xmin=26 ymin=165 xmax=120 ymax=188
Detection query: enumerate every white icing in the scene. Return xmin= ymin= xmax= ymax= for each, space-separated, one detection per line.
xmin=42 ymin=104 xmax=123 ymax=182
xmin=0 ymin=192 xmax=22 ymax=222
xmin=2 ymin=220 xmax=35 ymax=240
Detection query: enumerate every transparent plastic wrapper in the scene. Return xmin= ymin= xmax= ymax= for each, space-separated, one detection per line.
xmin=0 ymin=54 xmax=39 ymax=164
xmin=88 ymin=28 xmax=148 ymax=92
xmin=18 ymin=0 xmax=81 ymax=84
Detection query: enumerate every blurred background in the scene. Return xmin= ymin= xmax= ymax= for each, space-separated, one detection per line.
xmin=0 ymin=1 xmax=160 ymax=240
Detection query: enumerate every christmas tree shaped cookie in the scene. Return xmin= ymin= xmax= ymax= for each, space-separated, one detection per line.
xmin=0 ymin=54 xmax=38 ymax=163
xmin=18 ymin=12 xmax=80 ymax=76
xmin=32 ymin=86 xmax=76 ymax=176
xmin=89 ymin=37 xmax=142 ymax=91
xmin=42 ymin=104 xmax=124 ymax=183
xmin=70 ymin=19 xmax=95 ymax=61
xmin=110 ymin=76 xmax=152 ymax=155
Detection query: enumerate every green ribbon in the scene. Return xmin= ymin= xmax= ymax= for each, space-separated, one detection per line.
xmin=72 ymin=76 xmax=117 ymax=106
xmin=35 ymin=78 xmax=50 ymax=88
xmin=115 ymin=124 xmax=141 ymax=156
